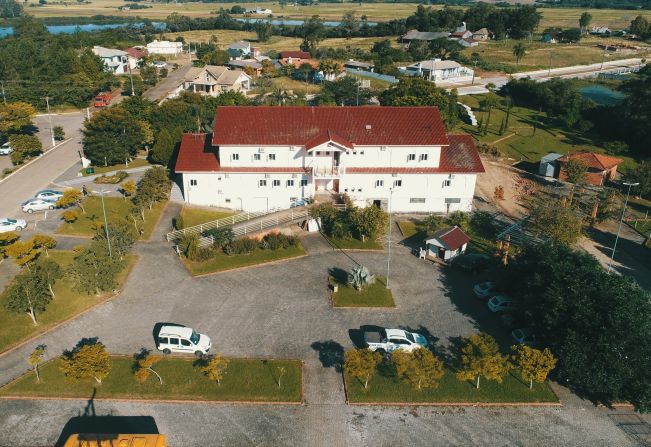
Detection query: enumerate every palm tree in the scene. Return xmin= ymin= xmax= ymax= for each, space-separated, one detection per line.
xmin=269 ymin=88 xmax=292 ymax=106
xmin=298 ymin=62 xmax=313 ymax=84
xmin=513 ymin=42 xmax=526 ymax=67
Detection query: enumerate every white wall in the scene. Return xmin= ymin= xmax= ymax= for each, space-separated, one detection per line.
xmin=218 ymin=146 xmax=305 ymax=168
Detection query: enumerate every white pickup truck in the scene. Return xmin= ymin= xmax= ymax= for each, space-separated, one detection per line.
xmin=363 ymin=328 xmax=428 ymax=353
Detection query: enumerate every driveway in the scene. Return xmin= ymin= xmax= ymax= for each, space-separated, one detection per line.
xmin=0 ymin=229 xmax=642 ymax=446
xmin=143 ymin=64 xmax=193 ymax=103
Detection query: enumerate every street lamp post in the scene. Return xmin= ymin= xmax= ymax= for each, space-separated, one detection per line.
xmin=93 ymin=189 xmax=112 ymax=258
xmin=608 ymin=181 xmax=638 ymax=273
xmin=44 ymin=96 xmax=56 ymax=148
xmin=386 ymin=187 xmax=393 ymax=289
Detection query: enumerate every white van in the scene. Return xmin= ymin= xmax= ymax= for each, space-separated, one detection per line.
xmin=156 ymin=325 xmax=211 ymax=357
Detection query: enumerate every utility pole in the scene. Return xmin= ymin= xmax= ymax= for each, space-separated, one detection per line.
xmin=608 ymin=182 xmax=638 ymax=274
xmin=386 ymin=187 xmax=393 ymax=289
xmin=43 ymin=96 xmax=55 ymax=148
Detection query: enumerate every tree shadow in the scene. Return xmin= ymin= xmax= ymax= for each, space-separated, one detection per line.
xmin=55 ymin=414 xmax=159 ymax=447
xmin=327 ymin=267 xmax=348 ymax=285
xmin=310 ymin=340 xmax=344 ymax=372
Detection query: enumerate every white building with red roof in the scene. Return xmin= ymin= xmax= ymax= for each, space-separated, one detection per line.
xmin=174 ymin=106 xmax=484 ymax=212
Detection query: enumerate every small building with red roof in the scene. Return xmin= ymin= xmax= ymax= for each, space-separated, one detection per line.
xmin=174 ymin=106 xmax=484 ymax=212
xmin=425 ymin=226 xmax=471 ymax=261
xmin=557 ymin=151 xmax=623 ymax=186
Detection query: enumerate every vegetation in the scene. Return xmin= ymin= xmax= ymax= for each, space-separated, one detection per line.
xmin=0 ymin=356 xmax=303 ymax=402
xmin=344 ymin=348 xmax=382 ymax=390
xmin=27 ymin=345 xmax=47 ymax=383
xmin=198 ymin=354 xmax=230 ymax=386
xmin=392 ymin=348 xmax=445 ymax=391
xmin=329 ymin=274 xmax=395 ymax=308
xmin=511 ymin=345 xmax=558 ymax=390
xmin=175 ymin=207 xmax=236 ymax=230
xmin=347 ymin=265 xmax=375 ymax=291
xmin=309 ymin=202 xmax=388 ymax=249
xmin=456 ymin=333 xmax=511 ymax=390
xmin=59 ymin=338 xmax=111 ymax=384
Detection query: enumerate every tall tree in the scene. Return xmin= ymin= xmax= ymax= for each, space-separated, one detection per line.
xmin=150 ymin=128 xmax=175 ymax=167
xmin=0 ymin=231 xmax=19 ymax=259
xmin=28 ymin=345 xmax=47 ymax=383
xmin=82 ymin=107 xmax=146 ymax=166
xmin=392 ymin=348 xmax=445 ymax=390
xmin=339 ymin=11 xmax=359 ymax=39
xmin=563 ymin=158 xmax=588 ymax=185
xmin=30 ymin=234 xmax=57 ymax=257
xmin=67 ymin=241 xmax=124 ymax=295
xmin=348 ymin=205 xmax=388 ymax=242
xmin=528 ymin=196 xmax=584 ymax=245
xmin=4 ymin=269 xmax=51 ymax=325
xmin=512 ymin=42 xmax=526 ymax=66
xmin=8 ymin=134 xmax=43 ymax=165
xmin=254 ymin=21 xmax=273 ymax=42
xmin=5 ymin=239 xmax=39 ymax=269
xmin=624 ymin=159 xmax=651 ymax=198
xmin=0 ymin=0 xmax=23 ymax=18
xmin=456 ymin=333 xmax=511 ymax=389
xmin=199 ymin=354 xmax=230 ymax=385
xmin=298 ymin=15 xmax=326 ymax=52
xmin=33 ymin=257 xmax=62 ymax=299
xmin=321 ymin=77 xmax=372 ymax=106
xmin=579 ymin=12 xmax=592 ymax=35
xmin=511 ymin=345 xmax=557 ymax=389
xmin=56 ymin=188 xmax=85 ymax=213
xmin=620 ymin=65 xmax=651 ymax=155
xmin=59 ymin=338 xmax=111 ymax=384
xmin=344 ymin=348 xmax=381 ymax=389
xmin=630 ymin=15 xmax=649 ymax=37
xmin=0 ymin=102 xmax=35 ymax=133
xmin=93 ymin=221 xmax=136 ymax=261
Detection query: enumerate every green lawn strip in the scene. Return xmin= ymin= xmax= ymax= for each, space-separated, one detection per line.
xmin=329 ymin=275 xmax=395 ymax=308
xmin=345 ymin=369 xmax=558 ymax=404
xmin=183 ymin=244 xmax=306 ymax=276
xmin=0 ymin=251 xmax=137 ymax=354
xmin=56 ymin=197 xmax=166 ymax=240
xmin=178 ymin=206 xmax=237 ymax=229
xmin=0 ymin=356 xmax=302 ymax=403
xmin=324 ymin=235 xmax=384 ymax=250
xmin=81 ymin=158 xmax=151 ymax=176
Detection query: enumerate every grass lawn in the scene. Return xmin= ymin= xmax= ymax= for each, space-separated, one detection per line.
xmin=252 ymin=76 xmax=323 ymax=96
xmin=0 ymin=356 xmax=302 ymax=403
xmin=56 ymin=197 xmax=167 ymax=240
xmin=329 ymin=275 xmax=395 ymax=308
xmin=182 ymin=244 xmax=306 ymax=276
xmin=177 ymin=206 xmax=237 ymax=229
xmin=397 ymin=220 xmax=496 ymax=256
xmin=324 ymin=235 xmax=384 ymax=250
xmin=0 ymin=251 xmax=136 ymax=354
xmin=81 ymin=158 xmax=151 ymax=176
xmin=345 ymin=369 xmax=558 ymax=404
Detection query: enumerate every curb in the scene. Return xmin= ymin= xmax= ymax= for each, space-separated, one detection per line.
xmin=0 ymin=138 xmax=73 ymax=184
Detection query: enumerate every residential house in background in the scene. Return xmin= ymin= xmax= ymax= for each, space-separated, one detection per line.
xmin=557 ymin=151 xmax=623 ymax=186
xmin=174 ymin=106 xmax=484 ymax=213
xmin=343 ymin=60 xmax=375 ymax=72
xmin=456 ymin=38 xmax=479 ymax=48
xmin=92 ymin=46 xmax=128 ymax=74
xmin=246 ymin=7 xmax=272 ymax=15
xmin=228 ymin=41 xmax=251 ymax=59
xmin=227 ymin=59 xmax=263 ymax=76
xmin=401 ymin=30 xmax=451 ymax=47
xmin=279 ymin=50 xmax=311 ymax=61
xmin=401 ymin=59 xmax=474 ymax=83
xmin=472 ymin=28 xmax=490 ymax=40
xmin=425 ymin=226 xmax=470 ymax=261
xmin=125 ymin=46 xmax=148 ymax=69
xmin=171 ymin=65 xmax=251 ymax=98
xmin=147 ymin=40 xmax=183 ymax=56
xmin=591 ymin=26 xmax=611 ymax=35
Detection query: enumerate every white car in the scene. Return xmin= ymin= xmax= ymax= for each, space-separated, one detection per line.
xmin=364 ymin=328 xmax=429 ymax=353
xmin=22 ymin=198 xmax=56 ymax=213
xmin=34 ymin=189 xmax=64 ymax=200
xmin=156 ymin=324 xmax=211 ymax=357
xmin=511 ymin=328 xmax=537 ymax=346
xmin=0 ymin=217 xmax=27 ymax=232
xmin=473 ymin=281 xmax=497 ymax=300
xmin=153 ymin=61 xmax=167 ymax=69
xmin=487 ymin=295 xmax=518 ymax=313
xmin=0 ymin=142 xmax=13 ymax=155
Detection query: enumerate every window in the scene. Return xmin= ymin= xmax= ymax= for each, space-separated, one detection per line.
xmin=300 ymin=179 xmax=308 ymax=186
xmin=158 ymin=337 xmax=168 ymax=345
xmin=344 ymin=188 xmax=348 ymax=192
xmin=353 ymin=151 xmax=357 ymax=155
xmin=375 ymin=180 xmax=384 ymax=187
xmin=393 ymin=179 xmax=402 ymax=187
xmin=225 ymin=199 xmax=231 ymax=203
xmin=169 ymin=338 xmax=179 ymax=345
xmin=217 ymin=190 xmax=222 ymax=194
xmin=443 ymin=179 xmax=452 ymax=187
xmin=360 ymin=151 xmax=365 ymax=155
xmin=190 ymin=179 xmax=197 ymax=186
xmin=287 ymin=179 xmax=294 ymax=187
xmin=259 ymin=179 xmax=267 ymax=187
xmin=217 ymin=177 xmax=222 ymax=181
xmin=410 ymin=198 xmax=426 ymax=203
xmin=358 ymin=188 xmax=362 ymax=192
xmin=273 ymin=179 xmax=281 ymax=187
xmin=407 ymin=154 xmax=416 ymax=161
xmin=254 ymin=153 xmax=261 ymax=161
xmin=232 ymin=153 xmax=239 ymax=161
xmin=181 ymin=339 xmax=191 ymax=347
xmin=268 ymin=154 xmax=276 ymax=161
xmin=419 ymin=153 xmax=428 ymax=161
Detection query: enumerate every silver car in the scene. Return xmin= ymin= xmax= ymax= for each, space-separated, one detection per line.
xmin=22 ymin=198 xmax=56 ymax=213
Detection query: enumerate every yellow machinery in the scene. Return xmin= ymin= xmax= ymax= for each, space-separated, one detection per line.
xmin=63 ymin=434 xmax=168 ymax=447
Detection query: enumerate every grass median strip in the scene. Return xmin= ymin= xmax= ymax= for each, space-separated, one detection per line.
xmin=324 ymin=236 xmax=384 ymax=251
xmin=0 ymin=356 xmax=303 ymax=403
xmin=345 ymin=369 xmax=558 ymax=404
xmin=0 ymin=251 xmax=136 ymax=354
xmin=329 ymin=275 xmax=395 ymax=308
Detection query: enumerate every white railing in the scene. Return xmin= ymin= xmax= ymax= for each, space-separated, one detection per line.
xmin=312 ymin=165 xmax=345 ymax=178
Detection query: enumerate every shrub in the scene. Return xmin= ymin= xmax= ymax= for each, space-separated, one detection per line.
xmin=174 ymin=213 xmax=185 ymax=230
xmin=223 ymin=237 xmax=257 ymax=255
xmin=204 ymin=227 xmax=234 ymax=248
xmin=94 ymin=171 xmax=129 ymax=184
xmin=178 ymin=233 xmax=199 ymax=258
xmin=262 ymin=232 xmax=296 ymax=250
xmin=53 ymin=126 xmax=65 ymax=141
xmin=62 ymin=210 xmax=78 ymax=223
xmin=348 ymin=265 xmax=376 ymax=291
xmin=192 ymin=247 xmax=215 ymax=262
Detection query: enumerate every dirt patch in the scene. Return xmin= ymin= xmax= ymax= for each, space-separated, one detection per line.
xmin=476 ymin=157 xmax=529 ymax=218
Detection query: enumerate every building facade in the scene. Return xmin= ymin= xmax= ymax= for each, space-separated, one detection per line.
xmin=92 ymin=46 xmax=128 ymax=74
xmin=175 ymin=107 xmax=484 ymax=213
xmin=146 ymin=40 xmax=183 ymax=56
xmin=169 ymin=65 xmax=251 ymax=98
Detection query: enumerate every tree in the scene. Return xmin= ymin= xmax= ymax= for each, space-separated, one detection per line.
xmin=624 ymin=159 xmax=651 ymax=198
xmin=0 ymin=102 xmax=35 ymax=133
xmin=479 ymin=93 xmax=500 ymax=134
xmin=619 ymin=65 xmax=651 ymax=155
xmin=133 ymin=348 xmax=163 ymax=385
xmin=53 ymin=126 xmax=65 ymax=141
xmin=30 ymin=234 xmax=56 ymax=257
xmin=93 ymin=221 xmax=136 ymax=261
xmin=579 ymin=12 xmax=592 ymax=35
xmin=456 ymin=333 xmax=511 ymax=389
xmin=424 ymin=214 xmax=444 ymax=233
xmin=82 ymin=107 xmax=146 ymax=166
xmin=4 ymin=269 xmax=51 ymax=325
xmin=0 ymin=0 xmax=23 ymax=19
xmin=121 ymin=180 xmax=137 ymax=201
xmin=59 ymin=338 xmax=111 ymax=384
xmin=269 ymin=88 xmax=292 ymax=106
xmin=33 ymin=257 xmax=62 ymax=299
xmin=28 ymin=345 xmax=47 ymax=382
xmin=199 ymin=354 xmax=230 ymax=385
xmin=392 ymin=348 xmax=445 ymax=390
xmin=134 ymin=166 xmax=170 ymax=216
xmin=339 ymin=11 xmax=359 ymax=39
xmin=511 ymin=345 xmax=557 ymax=389
xmin=321 ymin=77 xmax=372 ymax=106
xmin=62 ymin=210 xmax=78 ymax=223
xmin=563 ymin=158 xmax=588 ymax=185
xmin=298 ymin=15 xmax=326 ymax=52
xmin=630 ymin=15 xmax=649 ymax=37
xmin=344 ymin=348 xmax=381 ymax=389
xmin=0 ymin=231 xmax=19 ymax=258
xmin=528 ymin=197 xmax=584 ymax=245
xmin=254 ymin=21 xmax=273 ymax=42
xmin=202 ymin=49 xmax=230 ymax=66
xmin=56 ymin=188 xmax=85 ymax=213
xmin=512 ymin=42 xmax=526 ymax=66
xmin=67 ymin=240 xmax=124 ymax=295
xmin=298 ymin=62 xmax=313 ymax=83
xmin=348 ymin=205 xmax=388 ymax=241
xmin=150 ymin=128 xmax=175 ymax=166
xmin=5 ymin=239 xmax=39 ymax=269
xmin=8 ymin=134 xmax=43 ymax=165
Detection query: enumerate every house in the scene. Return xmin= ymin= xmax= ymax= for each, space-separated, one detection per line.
xmin=246 ymin=7 xmax=272 ymax=15
xmin=146 ymin=40 xmax=183 ymax=56
xmin=228 ymin=41 xmax=251 ymax=59
xmin=92 ymin=46 xmax=128 ymax=74
xmin=174 ymin=106 xmax=484 ymax=213
xmin=538 ymin=153 xmax=563 ymax=177
xmin=450 ymin=30 xmax=473 ymax=40
xmin=171 ymin=65 xmax=251 ymax=98
xmin=457 ymin=38 xmax=479 ymax=48
xmin=591 ymin=26 xmax=611 ymax=36
xmin=401 ymin=59 xmax=474 ymax=83
xmin=401 ymin=30 xmax=451 ymax=47
xmin=125 ymin=46 xmax=148 ymax=69
xmin=557 ymin=151 xmax=623 ymax=186
xmin=343 ymin=60 xmax=375 ymax=72
xmin=425 ymin=226 xmax=470 ymax=261
xmin=227 ymin=59 xmax=263 ymax=76
xmin=472 ymin=28 xmax=490 ymax=40
xmin=279 ymin=51 xmax=311 ymax=60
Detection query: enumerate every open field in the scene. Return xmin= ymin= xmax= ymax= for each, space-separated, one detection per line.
xmin=0 ymin=251 xmax=136 ymax=354
xmin=0 ymin=356 xmax=303 ymax=402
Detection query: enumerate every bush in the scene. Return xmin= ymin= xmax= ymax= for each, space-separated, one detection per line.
xmin=223 ymin=237 xmax=257 ymax=255
xmin=192 ymin=247 xmax=215 ymax=262
xmin=261 ymin=232 xmax=297 ymax=250
xmin=178 ymin=233 xmax=199 ymax=259
xmin=94 ymin=171 xmax=128 ymax=184
xmin=53 ymin=126 xmax=65 ymax=141
xmin=62 ymin=210 xmax=78 ymax=223
xmin=604 ymin=140 xmax=629 ymax=155
xmin=204 ymin=227 xmax=234 ymax=248
xmin=174 ymin=214 xmax=185 ymax=230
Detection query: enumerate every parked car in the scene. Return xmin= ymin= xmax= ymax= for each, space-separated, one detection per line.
xmin=0 ymin=217 xmax=27 ymax=232
xmin=363 ymin=328 xmax=428 ymax=354
xmin=0 ymin=142 xmax=13 ymax=156
xmin=156 ymin=324 xmax=211 ymax=357
xmin=22 ymin=198 xmax=56 ymax=213
xmin=453 ymin=253 xmax=490 ymax=273
xmin=34 ymin=189 xmax=64 ymax=200
xmin=511 ymin=328 xmax=537 ymax=346
xmin=153 ymin=61 xmax=167 ymax=69
xmin=487 ymin=295 xmax=518 ymax=313
xmin=473 ymin=281 xmax=497 ymax=300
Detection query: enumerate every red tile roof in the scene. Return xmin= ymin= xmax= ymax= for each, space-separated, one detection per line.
xmin=429 ymin=226 xmax=470 ymax=251
xmin=558 ymin=151 xmax=622 ymax=171
xmin=280 ymin=51 xmax=311 ymax=59
xmin=304 ymin=130 xmax=353 ymax=150
xmin=212 ymin=106 xmax=449 ymax=147
xmin=125 ymin=47 xmax=148 ymax=59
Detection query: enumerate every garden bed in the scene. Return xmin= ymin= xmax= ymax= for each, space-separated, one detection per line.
xmin=324 ymin=235 xmax=383 ymax=251
xmin=0 ymin=356 xmax=303 ymax=403
xmin=329 ymin=275 xmax=395 ymax=308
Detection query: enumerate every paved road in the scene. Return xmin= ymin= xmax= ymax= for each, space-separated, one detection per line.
xmin=144 ymin=64 xmax=193 ymax=103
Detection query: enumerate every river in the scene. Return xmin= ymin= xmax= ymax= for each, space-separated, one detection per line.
xmin=0 ymin=22 xmax=165 ymax=38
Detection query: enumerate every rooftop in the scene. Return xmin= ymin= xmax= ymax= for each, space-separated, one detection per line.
xmin=280 ymin=51 xmax=311 ymax=59
xmin=426 ymin=226 xmax=471 ymax=251
xmin=92 ymin=46 xmax=127 ymax=58
xmin=558 ymin=151 xmax=623 ymax=171
xmin=183 ymin=65 xmax=249 ymax=86
xmin=407 ymin=60 xmax=463 ymax=71
xmin=402 ymin=30 xmax=451 ymax=41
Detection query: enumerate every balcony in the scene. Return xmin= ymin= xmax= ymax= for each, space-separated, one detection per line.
xmin=312 ymin=165 xmax=345 ymax=178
